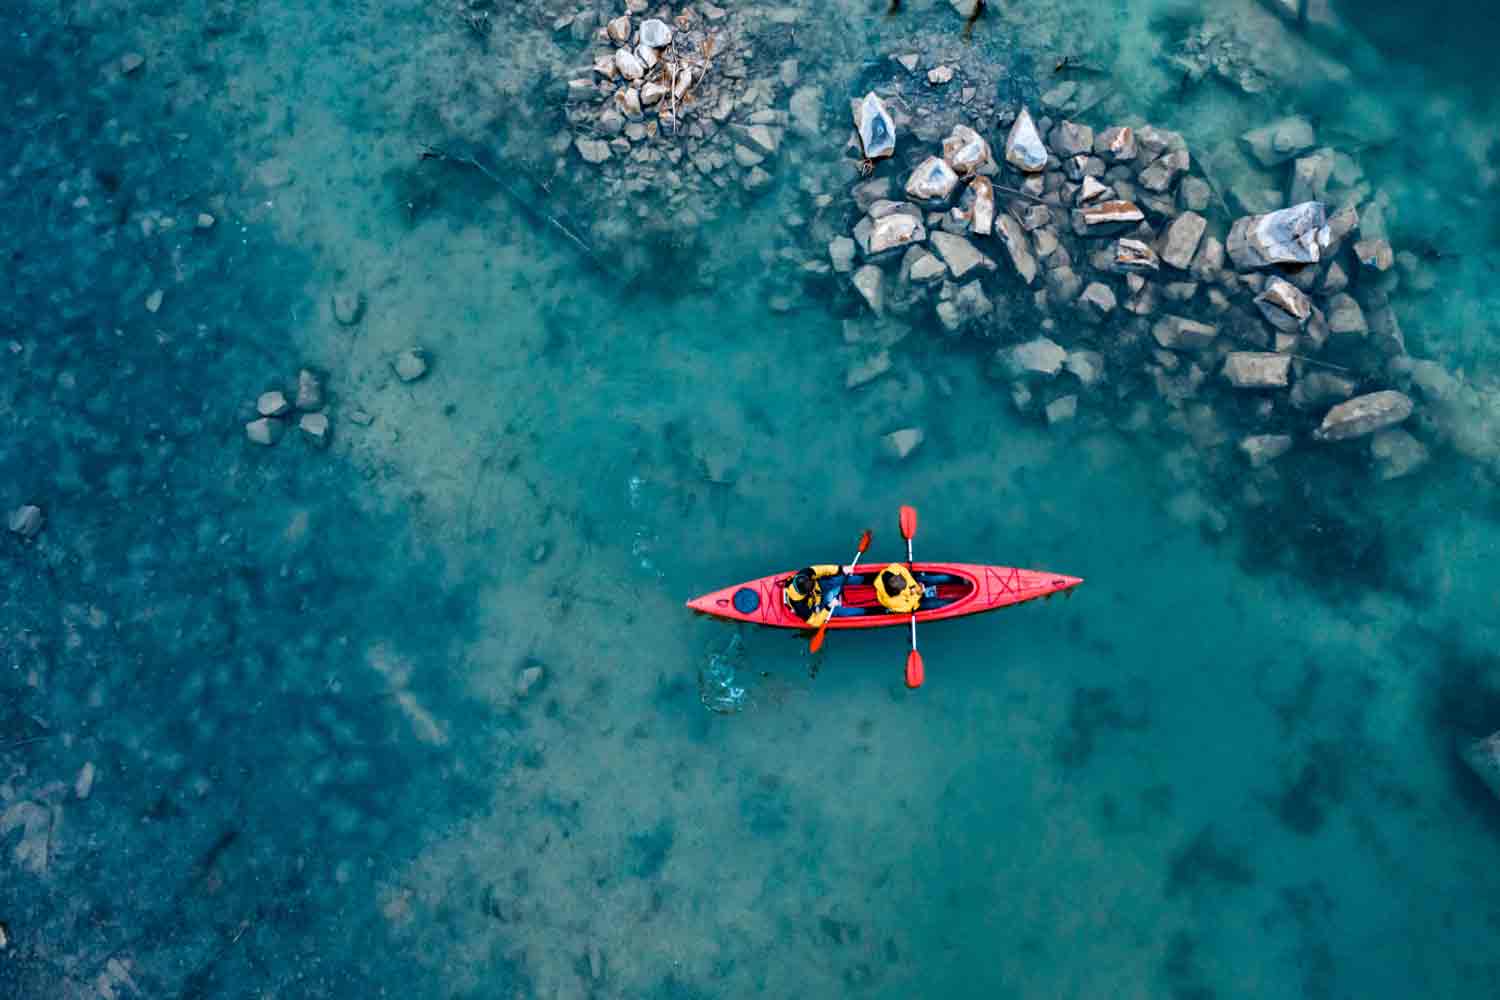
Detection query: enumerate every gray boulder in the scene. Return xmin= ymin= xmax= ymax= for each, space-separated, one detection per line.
xmin=1005 ymin=108 xmax=1049 ymax=173
xmin=869 ymin=213 xmax=926 ymax=255
xmin=1157 ymin=211 xmax=1207 ymax=269
xmin=1240 ymin=116 xmax=1316 ymax=167
xmin=1152 ymin=315 xmax=1217 ymax=351
xmin=906 ymin=156 xmax=960 ymax=201
xmin=1223 ymin=352 xmax=1292 ymax=388
xmin=1115 ymin=239 xmax=1160 ymax=272
xmin=854 ymin=92 xmax=896 ymax=161
xmin=7 ymin=504 xmax=44 ymax=538
xmin=930 ymin=231 xmax=993 ymax=279
xmin=942 ymin=125 xmax=991 ymax=175
xmin=1313 ymin=390 xmax=1414 ymax=441
xmin=1094 ymin=126 xmax=1136 ymax=162
xmin=1254 ymin=277 xmax=1312 ymax=332
xmin=1370 ymin=428 xmax=1428 ymax=480
xmin=1239 ymin=434 xmax=1294 ymax=467
xmin=829 ymin=236 xmax=856 ymax=273
xmin=852 ymin=264 xmax=884 ymax=314
xmin=993 ymin=215 xmax=1038 ymax=285
xmin=1227 ymin=202 xmax=1328 ymax=270
xmin=1005 ymin=337 xmax=1068 ymax=378
xmin=1050 ymin=120 xmax=1094 ymax=157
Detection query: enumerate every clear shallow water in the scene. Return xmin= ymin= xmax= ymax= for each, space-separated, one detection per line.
xmin=5 ymin=0 xmax=1500 ymax=997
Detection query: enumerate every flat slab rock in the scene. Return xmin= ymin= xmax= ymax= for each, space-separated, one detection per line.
xmin=1227 ymin=202 xmax=1328 ymax=270
xmin=1222 ymin=352 xmax=1291 ymax=389
xmin=1313 ymin=390 xmax=1414 ymax=441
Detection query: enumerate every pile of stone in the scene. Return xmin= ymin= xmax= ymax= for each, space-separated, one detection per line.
xmin=563 ymin=5 xmax=793 ymax=204
xmin=832 ymin=95 xmax=1452 ymax=483
xmin=245 ymin=368 xmax=331 ymax=448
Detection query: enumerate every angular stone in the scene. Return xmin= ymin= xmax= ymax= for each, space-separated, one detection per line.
xmin=1226 ymin=202 xmax=1328 ymax=269
xmin=1222 ymin=352 xmax=1291 ymax=388
xmin=1289 ymin=149 xmax=1335 ymax=205
xmin=640 ymin=81 xmax=668 ymax=107
xmin=1044 ymin=266 xmax=1083 ymax=303
xmin=1254 ymin=277 xmax=1312 ymax=332
xmin=575 ymin=137 xmax=612 ymax=164
xmin=1240 ymin=434 xmax=1294 ymax=467
xmin=1139 ymin=150 xmax=1188 ymax=193
xmin=1152 ymin=315 xmax=1217 ymax=351
xmin=869 ymin=212 xmax=926 ymax=255
xmin=7 ymin=505 xmax=43 ymax=538
xmin=852 ymin=264 xmax=884 ymax=314
xmin=942 ymin=125 xmax=991 ymax=175
xmin=1313 ymin=390 xmax=1414 ymax=441
xmin=1095 ymin=126 xmax=1136 ymax=163
xmin=970 ymin=177 xmax=995 ymax=236
xmin=1065 ymin=350 xmax=1105 ymax=387
xmin=1370 ymin=428 xmax=1428 ymax=480
xmin=615 ymin=87 xmax=643 ymax=120
xmin=846 ymin=348 xmax=892 ymax=388
xmin=1240 ymin=116 xmax=1316 ymax=167
xmin=1178 ymin=176 xmax=1212 ymax=213
xmin=1082 ymin=201 xmax=1144 ymax=227
xmin=1005 ymin=337 xmax=1068 ymax=378
xmin=1078 ymin=176 xmax=1112 ymax=204
xmin=245 ymin=417 xmax=283 ymax=446
xmin=1189 ymin=236 xmax=1225 ymax=281
xmin=1115 ymin=239 xmax=1159 ymax=272
xmin=789 ymin=85 xmax=823 ymax=137
xmin=908 ymin=249 xmax=946 ymax=283
xmin=1354 ymin=238 xmax=1395 ymax=273
xmin=299 ymin=411 xmax=330 ymax=447
xmin=1325 ymin=293 xmax=1367 ymax=337
xmin=1050 ymin=120 xmax=1094 ymax=158
xmin=394 ymin=349 xmax=429 ymax=382
xmin=639 ymin=17 xmax=672 ymax=47
xmin=1045 ymin=395 xmax=1078 ymax=425
xmin=1078 ymin=281 xmax=1117 ymax=321
xmin=930 ymin=231 xmax=993 ymax=279
xmin=257 ymin=390 xmax=291 ymax=417
xmin=927 ymin=65 xmax=955 ymax=86
xmin=829 ymin=236 xmax=856 ymax=273
xmin=854 ymin=92 xmax=896 ymax=161
xmin=882 ymin=427 xmax=925 ymax=460
xmin=607 ymin=14 xmax=632 ymax=43
xmin=993 ymin=215 xmax=1037 ymax=285
xmin=1463 ymin=732 xmax=1500 ymax=804
xmin=1005 ymin=107 xmax=1049 ymax=173
xmin=1155 ymin=211 xmax=1206 ymax=270
xmin=947 ymin=280 xmax=994 ymax=329
xmin=615 ymin=48 xmax=645 ymax=80
xmin=906 ymin=156 xmax=960 ymax=201
xmin=1290 ymin=371 xmax=1358 ymax=410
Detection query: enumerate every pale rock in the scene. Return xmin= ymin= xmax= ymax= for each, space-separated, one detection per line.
xmin=245 ymin=417 xmax=282 ymax=446
xmin=196 ymin=212 xmax=216 ymax=229
xmin=970 ymin=177 xmax=995 ymax=236
xmin=1463 ymin=732 xmax=1500 ymax=804
xmin=567 ymin=77 xmax=596 ymax=100
xmin=739 ymin=124 xmax=781 ymax=154
xmin=1313 ymin=390 xmax=1414 ymax=441
xmin=1290 ymin=371 xmax=1358 ymax=410
xmin=639 ymin=17 xmax=672 ymax=47
xmin=1254 ymin=277 xmax=1312 ymax=332
xmin=949 ymin=0 xmax=984 ymax=16
xmin=394 ymin=349 xmax=429 ymax=382
xmin=829 ymin=236 xmax=856 ymax=273
xmin=1045 ymin=395 xmax=1079 ymax=425
xmin=615 ymin=48 xmax=645 ymax=81
xmin=1005 ymin=337 xmax=1068 ymax=378
xmin=1178 ymin=176 xmax=1212 ymax=213
xmin=1289 ymin=149 xmax=1335 ymax=204
xmin=882 ymin=427 xmax=925 ymax=460
xmin=950 ymin=280 xmax=993 ymax=326
xmin=1223 ymin=352 xmax=1291 ymax=388
xmin=1065 ymin=350 xmax=1105 ymax=387
xmin=992 ymin=215 xmax=1037 ymax=285
xmin=1152 ymin=315 xmax=1217 ymax=351
xmin=908 ymin=249 xmax=946 ymax=283
xmin=1095 ymin=126 xmax=1136 ymax=162
xmin=1005 ymin=108 xmax=1049 ymax=173
xmin=906 ymin=157 xmax=960 ymax=201
xmin=607 ymin=15 xmax=632 ymax=44
xmin=1189 ymin=236 xmax=1225 ymax=281
xmin=641 ymin=82 xmax=668 ymax=107
xmin=942 ymin=126 xmax=991 ymax=175
xmin=615 ymin=87 xmax=643 ymax=120
xmin=1370 ymin=429 xmax=1428 ymax=480
xmin=1240 ymin=434 xmax=1294 ymax=467
xmin=1022 ymin=204 xmax=1052 ymax=231
xmin=257 ymin=390 xmax=291 ymax=417
xmin=1240 ymin=116 xmax=1316 ymax=167
xmin=744 ymin=167 xmax=772 ymax=192
xmin=1115 ymin=239 xmax=1159 ymax=272
xmin=733 ymin=145 xmax=764 ymax=168
xmin=789 ymin=86 xmax=823 ymax=137
xmin=75 ymin=762 xmax=96 ymax=799
xmin=1157 ymin=211 xmax=1206 ymax=269
xmin=1050 ymin=120 xmax=1094 ymax=158
xmin=576 ymin=137 xmax=612 ymax=164
xmin=597 ymin=108 xmax=626 ymax=136
xmin=869 ymin=213 xmax=926 ymax=255
xmin=853 ymin=92 xmax=896 ymax=161
xmin=145 ymin=289 xmax=164 ymax=313
xmin=299 ymin=411 xmax=330 ymax=447
xmin=294 ymin=369 xmax=323 ymax=410
xmin=1226 ymin=202 xmax=1328 ymax=269
xmin=1078 ymin=281 xmax=1117 ymax=321
xmin=1078 ymin=176 xmax=1111 ymax=204
xmin=852 ymin=264 xmax=884 ymax=314
xmin=1354 ymin=238 xmax=1394 ymax=273
xmin=1325 ymin=293 xmax=1367 ymax=337
xmin=846 ymin=348 xmax=892 ymax=388
xmin=1044 ymin=266 xmax=1083 ymax=302
xmin=927 ymin=65 xmax=955 ymax=86
xmin=930 ymin=231 xmax=992 ymax=279
xmin=8 ymin=505 xmax=43 ymax=538
xmin=517 ymin=664 xmax=545 ymax=697
xmin=895 ymin=52 xmax=920 ymax=73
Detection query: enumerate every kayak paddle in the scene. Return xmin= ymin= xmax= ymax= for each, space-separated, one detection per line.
xmin=899 ymin=505 xmax=924 ymax=688
xmin=808 ymin=529 xmax=872 ymax=654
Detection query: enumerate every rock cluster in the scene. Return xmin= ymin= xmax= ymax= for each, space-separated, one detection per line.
xmin=563 ymin=5 xmax=792 ymax=207
xmin=245 ymin=368 xmax=332 ymax=448
xmin=832 ymin=98 xmax=1453 ymax=495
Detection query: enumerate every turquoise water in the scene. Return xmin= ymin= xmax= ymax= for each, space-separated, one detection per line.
xmin=5 ymin=0 xmax=1500 ymax=996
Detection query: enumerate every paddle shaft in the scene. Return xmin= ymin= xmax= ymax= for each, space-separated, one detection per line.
xmin=809 ymin=531 xmax=872 ymax=652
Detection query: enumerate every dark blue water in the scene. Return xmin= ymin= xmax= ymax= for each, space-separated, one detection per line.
xmin=5 ymin=0 xmax=1500 ymax=996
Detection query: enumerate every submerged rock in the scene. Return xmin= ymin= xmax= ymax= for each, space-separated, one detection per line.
xmin=296 ymin=369 xmax=324 ymax=410
xmin=1370 ymin=428 xmax=1428 ymax=480
xmin=299 ymin=411 xmax=331 ymax=447
xmin=1222 ymin=352 xmax=1291 ymax=388
xmin=1045 ymin=395 xmax=1079 ymax=425
xmin=639 ymin=17 xmax=672 ymax=47
xmin=1065 ymin=350 xmax=1105 ymax=387
xmin=1157 ymin=211 xmax=1206 ymax=270
xmin=852 ymin=264 xmax=884 ymax=314
xmin=1462 ymin=732 xmax=1500 ymax=803
xmin=854 ymin=92 xmax=896 ymax=161
xmin=1050 ymin=120 xmax=1094 ymax=158
xmin=332 ymin=290 xmax=364 ymax=325
xmin=575 ymin=137 xmax=612 ymax=164
xmin=1078 ymin=281 xmax=1117 ymax=321
xmin=8 ymin=505 xmax=43 ymax=539
xmin=829 ymin=236 xmax=856 ymax=273
xmin=1240 ymin=434 xmax=1294 ymax=467
xmin=245 ymin=417 xmax=283 ymax=446
xmin=394 ymin=349 xmax=429 ymax=382
xmin=1115 ymin=239 xmax=1160 ymax=272
xmin=882 ymin=427 xmax=925 ymax=460
xmin=868 ymin=212 xmax=926 ymax=255
xmin=1254 ymin=277 xmax=1313 ymax=332
xmin=1005 ymin=337 xmax=1068 ymax=378
xmin=1226 ymin=202 xmax=1327 ymax=269
xmin=1081 ymin=201 xmax=1145 ymax=227
xmin=257 ymin=390 xmax=291 ymax=417
xmin=1313 ymin=390 xmax=1414 ymax=441
xmin=1095 ymin=126 xmax=1136 ymax=162
xmin=846 ymin=348 xmax=892 ymax=388
xmin=1005 ymin=108 xmax=1049 ymax=173
xmin=930 ymin=231 xmax=993 ymax=279
xmin=993 ymin=215 xmax=1037 ymax=285
xmin=1153 ymin=315 xmax=1217 ymax=351
xmin=1240 ymin=116 xmax=1316 ymax=167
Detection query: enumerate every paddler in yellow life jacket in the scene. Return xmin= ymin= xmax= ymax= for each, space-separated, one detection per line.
xmin=875 ymin=563 xmax=923 ymax=614
xmin=785 ymin=565 xmax=844 ymax=627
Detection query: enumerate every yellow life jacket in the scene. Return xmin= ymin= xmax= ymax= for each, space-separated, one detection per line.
xmin=875 ymin=563 xmax=922 ymax=614
xmin=786 ymin=565 xmax=841 ymax=622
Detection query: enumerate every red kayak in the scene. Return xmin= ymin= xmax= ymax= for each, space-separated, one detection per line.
xmin=686 ymin=562 xmax=1083 ymax=630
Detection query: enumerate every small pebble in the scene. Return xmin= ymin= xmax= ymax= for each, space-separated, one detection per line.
xmin=517 ymin=665 xmax=545 ymax=697
xmin=75 ymin=762 xmax=96 ymax=800
xmin=8 ymin=505 xmax=44 ymax=539
xmin=196 ymin=213 xmax=216 ymax=229
xmin=120 ymin=53 xmax=145 ymax=75
xmin=145 ymin=289 xmax=164 ymax=313
xmin=927 ymin=65 xmax=955 ymax=86
xmin=257 ymin=390 xmax=291 ymax=417
xmin=394 ymin=349 xmax=429 ymax=383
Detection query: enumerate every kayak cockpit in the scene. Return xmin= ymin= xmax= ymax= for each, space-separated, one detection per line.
xmin=785 ymin=569 xmax=976 ymax=618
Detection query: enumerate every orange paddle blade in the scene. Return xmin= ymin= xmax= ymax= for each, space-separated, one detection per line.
xmin=899 ymin=505 xmax=918 ymax=540
xmin=856 ymin=530 xmax=872 ymax=553
xmin=809 ymin=622 xmax=829 ymax=654
xmin=905 ymin=649 xmax=925 ymax=689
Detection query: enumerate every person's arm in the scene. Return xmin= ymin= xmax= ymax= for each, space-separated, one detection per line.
xmin=807 ymin=606 xmax=833 ymax=628
xmin=808 ymin=564 xmax=842 ymax=578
